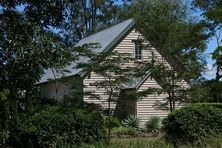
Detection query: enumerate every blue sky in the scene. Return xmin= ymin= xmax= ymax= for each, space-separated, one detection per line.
xmin=189 ymin=8 xmax=217 ymax=80
xmin=203 ymin=36 xmax=218 ymax=80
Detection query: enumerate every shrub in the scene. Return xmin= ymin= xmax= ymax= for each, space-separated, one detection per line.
xmin=12 ymin=105 xmax=105 ymax=147
xmin=104 ymin=117 xmax=121 ymax=128
xmin=109 ymin=138 xmax=172 ymax=148
xmin=112 ymin=127 xmax=138 ymax=137
xmin=162 ymin=103 xmax=222 ymax=145
xmin=0 ymin=130 xmax=9 ymax=147
xmin=122 ymin=115 xmax=141 ymax=128
xmin=145 ymin=116 xmax=161 ymax=133
xmin=0 ymin=131 xmax=3 ymax=146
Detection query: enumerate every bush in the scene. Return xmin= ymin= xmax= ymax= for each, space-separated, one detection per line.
xmin=108 ymin=138 xmax=172 ymax=148
xmin=0 ymin=131 xmax=3 ymax=146
xmin=122 ymin=115 xmax=141 ymax=128
xmin=162 ymin=103 xmax=222 ymax=145
xmin=104 ymin=117 xmax=121 ymax=128
xmin=12 ymin=105 xmax=105 ymax=147
xmin=0 ymin=130 xmax=9 ymax=147
xmin=112 ymin=127 xmax=138 ymax=137
xmin=145 ymin=116 xmax=161 ymax=133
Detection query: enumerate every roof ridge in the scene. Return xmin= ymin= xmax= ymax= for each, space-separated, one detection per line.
xmin=76 ymin=18 xmax=133 ymax=45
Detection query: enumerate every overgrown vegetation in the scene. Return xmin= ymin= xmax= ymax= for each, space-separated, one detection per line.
xmin=122 ymin=115 xmax=141 ymax=129
xmin=1 ymin=105 xmax=105 ymax=148
xmin=1 ymin=0 xmax=222 ymax=147
xmin=73 ymin=138 xmax=173 ymax=148
xmin=52 ymin=137 xmax=222 ymax=148
xmin=145 ymin=116 xmax=161 ymax=133
xmin=162 ymin=103 xmax=222 ymax=146
xmin=111 ymin=127 xmax=139 ymax=137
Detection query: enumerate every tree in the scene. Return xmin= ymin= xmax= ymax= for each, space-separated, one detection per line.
xmin=0 ymin=0 xmax=129 ymax=136
xmin=193 ymin=0 xmax=222 ymax=102
xmin=136 ymin=62 xmax=189 ymax=113
xmin=61 ymin=0 xmax=119 ymax=46
xmin=0 ymin=0 xmax=77 ymax=135
xmin=77 ymin=48 xmax=139 ymax=144
xmin=189 ymin=79 xmax=222 ymax=103
xmin=122 ymin=0 xmax=209 ymax=111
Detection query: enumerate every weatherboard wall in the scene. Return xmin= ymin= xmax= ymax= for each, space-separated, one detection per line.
xmin=83 ymin=29 xmax=189 ymax=124
xmin=38 ymin=27 xmax=189 ymax=124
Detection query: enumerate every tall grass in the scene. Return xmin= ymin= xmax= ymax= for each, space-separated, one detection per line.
xmin=74 ymin=138 xmax=172 ymax=148
xmin=179 ymin=136 xmax=222 ymax=148
xmin=52 ymin=136 xmax=222 ymax=148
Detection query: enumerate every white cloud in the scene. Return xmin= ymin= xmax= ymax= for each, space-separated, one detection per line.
xmin=203 ymin=64 xmax=216 ymax=80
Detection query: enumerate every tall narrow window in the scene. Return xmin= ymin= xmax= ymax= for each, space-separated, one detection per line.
xmin=151 ymin=51 xmax=155 ymax=64
xmin=134 ymin=41 xmax=142 ymax=60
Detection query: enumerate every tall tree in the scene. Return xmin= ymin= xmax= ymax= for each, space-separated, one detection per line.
xmin=61 ymin=0 xmax=119 ymax=46
xmin=193 ymin=0 xmax=222 ymax=102
xmin=77 ymin=48 xmax=139 ymax=144
xmin=0 ymin=0 xmax=77 ymax=134
xmin=188 ymin=79 xmax=222 ymax=103
xmin=122 ymin=0 xmax=209 ymax=111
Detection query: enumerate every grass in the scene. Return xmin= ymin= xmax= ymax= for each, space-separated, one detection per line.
xmin=54 ymin=136 xmax=222 ymax=148
xmin=76 ymin=138 xmax=172 ymax=148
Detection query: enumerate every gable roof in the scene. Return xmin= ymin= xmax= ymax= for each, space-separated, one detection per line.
xmin=37 ymin=19 xmax=135 ymax=84
xmin=75 ymin=19 xmax=135 ymax=53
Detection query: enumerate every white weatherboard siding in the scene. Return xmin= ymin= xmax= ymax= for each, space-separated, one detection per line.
xmin=38 ymin=18 xmax=190 ymax=125
xmin=83 ymin=29 xmax=189 ymax=124
xmin=84 ymin=72 xmax=117 ymax=109
xmin=83 ymin=29 xmax=144 ymax=109
xmin=137 ymin=77 xmax=169 ymax=125
xmin=84 ymin=29 xmax=153 ymax=103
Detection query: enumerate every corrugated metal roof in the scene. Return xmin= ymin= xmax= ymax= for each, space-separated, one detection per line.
xmin=75 ymin=18 xmax=134 ymax=53
xmin=37 ymin=19 xmax=135 ymax=84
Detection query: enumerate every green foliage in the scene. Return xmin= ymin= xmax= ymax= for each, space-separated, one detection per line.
xmin=162 ymin=103 xmax=222 ymax=145
xmin=0 ymin=132 xmax=4 ymax=146
xmin=0 ymin=132 xmax=3 ymax=146
xmin=122 ymin=115 xmax=141 ymax=128
xmin=61 ymin=0 xmax=119 ymax=45
xmin=145 ymin=116 xmax=161 ymax=133
xmin=0 ymin=89 xmax=10 ymax=128
xmin=129 ymin=0 xmax=208 ymax=79
xmin=0 ymin=0 xmax=79 ymax=132
xmin=189 ymin=80 xmax=222 ymax=103
xmin=137 ymin=62 xmax=189 ymax=112
xmin=193 ymin=0 xmax=222 ymax=24
xmin=26 ymin=136 xmax=222 ymax=148
xmin=105 ymin=117 xmax=121 ymax=128
xmin=77 ymin=50 xmax=140 ymax=143
xmin=107 ymin=138 xmax=172 ymax=148
xmin=193 ymin=0 xmax=222 ymax=83
xmin=196 ymin=103 xmax=222 ymax=109
xmin=205 ymin=136 xmax=222 ymax=148
xmin=0 ymin=130 xmax=9 ymax=146
xmin=122 ymin=0 xmax=209 ymax=113
xmin=112 ymin=127 xmax=138 ymax=137
xmin=77 ymin=138 xmax=173 ymax=148
xmin=11 ymin=105 xmax=105 ymax=147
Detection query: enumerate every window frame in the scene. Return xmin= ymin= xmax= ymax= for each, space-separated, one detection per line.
xmin=134 ymin=41 xmax=143 ymax=61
